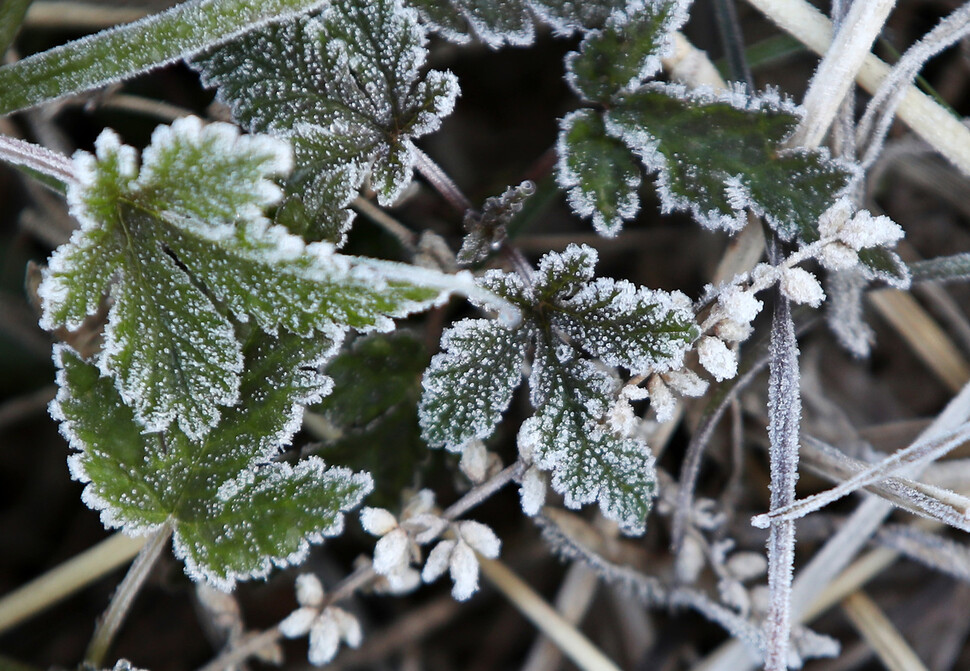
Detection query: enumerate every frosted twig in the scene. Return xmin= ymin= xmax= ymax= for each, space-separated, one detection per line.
xmin=858 ymin=2 xmax=970 ymax=168
xmin=744 ymin=0 xmax=970 ymax=175
xmin=754 ymin=422 xmax=970 ymax=528
xmin=412 ymin=146 xmax=473 ymax=213
xmin=876 ymin=525 xmax=970 ymax=583
xmin=788 ymin=0 xmax=896 ymax=148
xmin=0 ymin=134 xmax=75 ymax=186
xmin=763 ymin=291 xmax=801 ymax=671
xmin=84 ymin=525 xmax=173 ymax=668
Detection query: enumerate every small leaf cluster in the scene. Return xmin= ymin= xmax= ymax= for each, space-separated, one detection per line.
xmin=419 ymin=244 xmax=699 ymax=532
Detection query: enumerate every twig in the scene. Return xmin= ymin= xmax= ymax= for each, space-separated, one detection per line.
xmin=352 ymin=196 xmax=418 ymax=252
xmin=85 ymin=525 xmax=173 ymax=668
xmin=841 ymin=591 xmax=930 ymax=671
xmin=0 ymin=533 xmax=146 ymax=635
xmin=478 ymin=558 xmax=623 ymax=671
xmin=412 ymin=146 xmax=473 ymax=213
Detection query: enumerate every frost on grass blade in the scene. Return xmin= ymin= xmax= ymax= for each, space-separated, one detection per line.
xmin=520 ymin=342 xmax=657 ymax=533
xmin=409 ymin=0 xmax=534 ymax=47
xmin=605 ymin=83 xmax=854 ymax=240
xmin=557 ymin=109 xmax=643 ymax=237
xmin=55 ymin=331 xmax=372 ymax=590
xmin=40 ymin=118 xmax=453 ymax=437
xmin=193 ymin=0 xmax=459 ymax=243
xmin=419 ymin=318 xmax=528 ymax=454
xmin=565 ymin=0 xmax=688 ymax=103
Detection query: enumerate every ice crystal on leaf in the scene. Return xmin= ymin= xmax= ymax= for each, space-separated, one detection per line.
xmin=38 ymin=118 xmax=449 ymax=439
xmin=193 ymin=0 xmax=458 ymax=243
xmin=54 ymin=331 xmax=373 ymax=590
xmin=420 ymin=244 xmax=697 ymax=532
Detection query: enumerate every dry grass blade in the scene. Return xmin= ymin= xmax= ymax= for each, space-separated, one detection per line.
xmin=841 ymin=591 xmax=930 ymax=671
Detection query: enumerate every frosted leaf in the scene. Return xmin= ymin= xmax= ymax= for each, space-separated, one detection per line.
xmin=836 ymin=210 xmax=904 ymax=251
xmin=697 ymin=336 xmax=737 ymax=381
xmin=381 ymin=567 xmax=422 ymax=594
xmin=422 ymin=539 xmax=457 ymax=583
xmin=647 ymin=375 xmax=676 ymax=423
xmin=295 ymin=573 xmax=325 ymax=607
xmin=360 ymin=507 xmax=399 ymax=537
xmin=373 ymin=528 xmax=411 ymax=576
xmin=331 ymin=607 xmax=363 ymax=649
xmin=41 ymin=119 xmax=451 ymax=438
xmin=193 ymin=0 xmax=459 ymax=243
xmin=308 ymin=614 xmax=341 ymax=665
xmin=779 ymin=267 xmax=825 ymax=307
xmin=817 ymin=197 xmax=854 ymax=239
xmin=551 ymin=275 xmax=697 ymax=374
xmin=663 ymin=369 xmax=708 ymax=397
xmin=55 ymin=332 xmax=373 ymax=590
xmin=419 ymin=318 xmax=528 ymax=454
xmin=556 ymin=109 xmax=642 ymax=236
xmin=459 ymin=439 xmax=489 ymax=483
xmin=604 ymin=82 xmax=855 ymax=240
xmin=718 ymin=286 xmax=763 ymax=325
xmin=818 ymin=242 xmax=859 ymax=272
xmin=533 ymin=243 xmax=600 ymax=300
xmin=526 ymin=0 xmax=627 ymax=35
xmin=280 ymin=607 xmax=318 ymax=638
xmin=521 ymin=343 xmax=657 ymax=533
xmin=458 ymin=521 xmax=501 ymax=558
xmin=409 ymin=0 xmax=534 ymax=48
xmin=449 ymin=540 xmax=482 ymax=600
xmin=565 ymin=0 xmax=688 ymax=102
xmin=519 ymin=465 xmax=547 ymax=516
xmin=726 ymin=552 xmax=768 ymax=582
xmin=825 ymin=268 xmax=875 ymax=358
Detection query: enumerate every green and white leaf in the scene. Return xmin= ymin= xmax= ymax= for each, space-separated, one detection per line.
xmin=526 ymin=0 xmax=627 ymax=35
xmin=520 ymin=341 xmax=656 ymax=533
xmin=193 ymin=0 xmax=458 ymax=244
xmin=0 ymin=0 xmax=330 ymax=116
xmin=603 ymin=83 xmax=855 ymax=239
xmin=565 ymin=0 xmax=688 ymax=103
xmin=55 ymin=331 xmax=372 ymax=590
xmin=419 ymin=318 xmax=529 ymax=453
xmin=556 ymin=109 xmax=642 ymax=237
xmin=40 ymin=118 xmax=459 ymax=438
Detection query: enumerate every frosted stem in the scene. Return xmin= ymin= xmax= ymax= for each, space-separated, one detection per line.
xmin=787 ymin=0 xmax=896 ymax=147
xmin=413 ymin=146 xmax=473 ymax=213
xmin=763 ymin=290 xmax=801 ymax=671
xmin=84 ymin=524 xmax=173 ymax=668
xmin=0 ymin=134 xmax=75 ymax=186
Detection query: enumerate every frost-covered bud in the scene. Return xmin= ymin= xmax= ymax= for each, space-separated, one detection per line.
xmin=838 ymin=210 xmax=904 ymax=251
xmin=380 ymin=566 xmax=422 ymax=595
xmin=307 ymin=606 xmax=362 ymax=666
xmin=459 ymin=439 xmax=488 ymax=483
xmin=663 ymin=369 xmax=708 ymax=397
xmin=360 ymin=507 xmax=398 ymax=537
xmin=458 ymin=521 xmax=501 ymax=559
xmin=422 ymin=521 xmax=500 ymax=601
xmin=714 ymin=318 xmax=753 ymax=343
xmin=718 ymin=577 xmax=750 ymax=615
xmin=675 ymin=535 xmax=706 ymax=584
xmin=449 ymin=540 xmax=480 ymax=601
xmin=295 ymin=573 xmax=325 ymax=608
xmin=519 ymin=465 xmax=547 ymax=516
xmin=717 ymin=285 xmax=763 ymax=324
xmin=280 ymin=607 xmax=318 ymax=638
xmin=725 ymin=552 xmax=768 ymax=582
xmin=422 ymin=539 xmax=456 ymax=584
xmin=817 ymin=241 xmax=858 ymax=271
xmin=697 ymin=336 xmax=738 ymax=381
xmin=610 ymin=384 xmax=648 ymax=433
xmin=817 ymin=196 xmax=853 ymax=239
xmin=373 ymin=528 xmax=410 ymax=576
xmin=780 ymin=267 xmax=825 ymax=307
xmin=647 ymin=375 xmax=676 ymax=423
xmin=401 ymin=489 xmax=436 ymax=519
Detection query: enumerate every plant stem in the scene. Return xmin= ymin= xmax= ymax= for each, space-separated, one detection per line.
xmin=84 ymin=525 xmax=172 ymax=668
xmin=0 ymin=134 xmax=75 ymax=186
xmin=413 ymin=146 xmax=473 ymax=213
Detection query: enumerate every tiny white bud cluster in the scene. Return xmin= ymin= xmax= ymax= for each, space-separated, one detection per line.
xmin=816 ymin=198 xmax=904 ymax=271
xmin=279 ymin=573 xmax=363 ymax=666
xmin=422 ymin=521 xmax=502 ymax=600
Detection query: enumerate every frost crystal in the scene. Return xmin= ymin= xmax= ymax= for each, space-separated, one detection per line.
xmin=193 ymin=0 xmax=458 ymax=243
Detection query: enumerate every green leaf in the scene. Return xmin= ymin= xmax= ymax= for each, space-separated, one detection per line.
xmin=192 ymin=0 xmax=458 ymax=243
xmin=857 ymin=246 xmax=911 ymax=288
xmin=520 ymin=341 xmax=656 ymax=533
xmin=604 ymin=83 xmax=855 ymax=240
xmin=565 ymin=0 xmax=687 ymax=103
xmin=409 ymin=0 xmax=534 ymax=47
xmin=39 ymin=118 xmax=455 ymax=438
xmin=527 ymin=0 xmax=627 ymax=34
xmin=419 ymin=318 xmax=528 ymax=453
xmin=55 ymin=331 xmax=373 ymax=589
xmin=556 ymin=109 xmax=642 ymax=237
xmin=909 ymin=252 xmax=970 ymax=284
xmin=0 ymin=0 xmax=32 ymax=58
xmin=0 ymin=0 xmax=329 ymax=116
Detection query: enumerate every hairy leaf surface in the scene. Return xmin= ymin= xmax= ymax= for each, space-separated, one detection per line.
xmin=193 ymin=0 xmax=458 ymax=243
xmin=55 ymin=332 xmax=372 ymax=590
xmin=39 ymin=118 xmax=449 ymax=438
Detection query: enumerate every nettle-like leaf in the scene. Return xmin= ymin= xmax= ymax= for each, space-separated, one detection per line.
xmin=54 ymin=330 xmax=373 ymax=590
xmin=604 ymin=84 xmax=855 ymax=240
xmin=39 ymin=117 xmax=451 ymax=439
xmin=410 ymin=0 xmax=627 ymax=46
xmin=193 ymin=0 xmax=458 ymax=244
xmin=420 ymin=244 xmax=698 ymax=531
